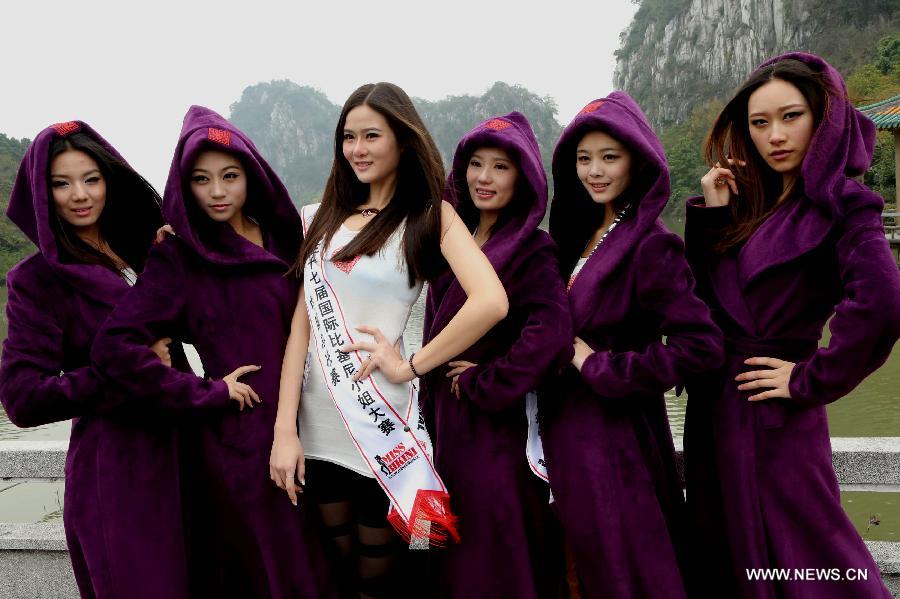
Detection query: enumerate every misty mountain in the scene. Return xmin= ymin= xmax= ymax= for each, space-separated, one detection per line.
xmin=229 ymin=81 xmax=561 ymax=206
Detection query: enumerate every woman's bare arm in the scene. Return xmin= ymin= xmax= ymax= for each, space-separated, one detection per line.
xmin=270 ymin=286 xmax=311 ymax=506
xmin=414 ymin=200 xmax=508 ymax=373
xmin=347 ymin=201 xmax=509 ymax=383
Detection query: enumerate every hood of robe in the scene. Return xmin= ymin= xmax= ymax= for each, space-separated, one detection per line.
xmin=163 ymin=105 xmax=300 ymax=267
xmin=445 ymin=111 xmax=548 ymax=274
xmin=758 ymin=52 xmax=876 ymax=215
xmin=6 ymin=120 xmax=162 ymax=305
xmin=549 ymin=91 xmax=670 ymax=304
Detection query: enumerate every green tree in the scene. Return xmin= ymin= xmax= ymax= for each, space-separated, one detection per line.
xmin=875 ymin=33 xmax=900 ymax=74
xmin=864 ymin=131 xmax=896 ymax=209
xmin=0 ymin=135 xmax=36 ymax=281
xmin=659 ymin=100 xmax=723 ymax=222
xmin=847 ymin=63 xmax=900 ymax=105
xmin=845 ymin=34 xmax=900 ymax=207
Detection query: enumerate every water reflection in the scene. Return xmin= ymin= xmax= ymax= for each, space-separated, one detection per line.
xmin=0 ymin=481 xmax=64 ymax=523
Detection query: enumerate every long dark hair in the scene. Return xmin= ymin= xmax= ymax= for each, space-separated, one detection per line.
xmin=550 ymin=125 xmax=645 ymax=278
xmin=291 ymin=82 xmax=445 ymax=286
xmin=451 ymin=146 xmax=532 ymax=239
xmin=704 ymin=58 xmax=831 ymax=253
xmin=49 ymin=133 xmax=162 ymax=274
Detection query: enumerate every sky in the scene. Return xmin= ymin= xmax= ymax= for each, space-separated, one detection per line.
xmin=1 ymin=0 xmax=639 ymax=189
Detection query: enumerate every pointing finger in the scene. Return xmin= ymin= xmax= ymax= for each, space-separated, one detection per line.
xmin=735 ymin=369 xmax=778 ymax=381
xmin=353 ymin=360 xmax=376 ymax=382
xmin=356 ymin=326 xmax=387 ymax=344
xmin=234 ymin=365 xmax=261 ymax=379
xmin=744 ymin=357 xmax=783 ymax=368
xmin=341 ymin=342 xmax=375 ymax=354
xmin=248 ymin=386 xmax=261 ymax=403
xmin=748 ymin=390 xmax=775 ymax=402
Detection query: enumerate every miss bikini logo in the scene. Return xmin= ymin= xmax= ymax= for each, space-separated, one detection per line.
xmin=52 ymin=122 xmax=80 ymax=137
xmin=484 ymin=119 xmax=511 ymax=131
xmin=374 ymin=442 xmax=421 ymax=478
xmin=579 ymin=101 xmax=606 ymax=114
xmin=207 ymin=127 xmax=231 ymax=146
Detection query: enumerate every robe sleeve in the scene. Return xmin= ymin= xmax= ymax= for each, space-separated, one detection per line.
xmin=0 ymin=263 xmax=104 ymax=427
xmin=456 ymin=243 xmax=574 ymax=412
xmin=683 ymin=197 xmax=732 ymax=249
xmin=789 ymin=200 xmax=900 ymax=406
xmin=578 ymin=231 xmax=724 ymax=398
xmin=683 ymin=196 xmax=732 ymax=307
xmin=92 ymin=240 xmax=231 ymax=411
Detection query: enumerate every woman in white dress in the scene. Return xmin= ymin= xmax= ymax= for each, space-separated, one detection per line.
xmin=269 ymin=82 xmax=508 ymax=598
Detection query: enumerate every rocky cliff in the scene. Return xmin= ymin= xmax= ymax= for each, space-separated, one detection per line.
xmin=614 ymin=0 xmax=898 ymax=128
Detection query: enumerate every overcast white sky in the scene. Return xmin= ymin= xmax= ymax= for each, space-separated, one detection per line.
xmin=1 ymin=0 xmax=638 ymax=189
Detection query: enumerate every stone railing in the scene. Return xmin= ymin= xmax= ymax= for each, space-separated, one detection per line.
xmin=1 ymin=439 xmax=899 ymax=598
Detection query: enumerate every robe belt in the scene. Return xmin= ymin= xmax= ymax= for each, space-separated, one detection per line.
xmin=725 ymin=336 xmax=818 ymax=362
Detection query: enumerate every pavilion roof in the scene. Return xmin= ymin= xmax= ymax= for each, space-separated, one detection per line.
xmin=859 ymin=94 xmax=900 ymax=130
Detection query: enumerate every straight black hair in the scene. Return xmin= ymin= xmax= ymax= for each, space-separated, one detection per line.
xmin=49 ymin=132 xmax=163 ymax=274
xmin=292 ymin=82 xmax=446 ymax=286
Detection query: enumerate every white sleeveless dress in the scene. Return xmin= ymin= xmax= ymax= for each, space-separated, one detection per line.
xmin=298 ymin=204 xmax=423 ymax=477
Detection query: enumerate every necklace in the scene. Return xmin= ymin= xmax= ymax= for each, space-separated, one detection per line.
xmin=354 ymin=207 xmax=381 ymax=217
xmin=568 ymin=202 xmax=631 ymax=291
xmin=85 ymin=236 xmax=127 ymax=270
xmin=582 ymin=202 xmax=631 ymax=259
xmin=472 ymin=227 xmax=488 ymax=248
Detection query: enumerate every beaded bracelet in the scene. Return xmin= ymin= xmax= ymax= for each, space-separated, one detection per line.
xmin=408 ymin=352 xmax=421 ymax=378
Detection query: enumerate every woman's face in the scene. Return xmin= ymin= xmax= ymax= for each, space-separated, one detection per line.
xmin=575 ymin=131 xmax=632 ymax=205
xmin=342 ymin=104 xmax=402 ymax=188
xmin=747 ymin=78 xmax=815 ymax=178
xmin=466 ymin=147 xmax=518 ymax=215
xmin=190 ymin=149 xmax=247 ymax=226
xmin=50 ymin=149 xmax=107 ymax=234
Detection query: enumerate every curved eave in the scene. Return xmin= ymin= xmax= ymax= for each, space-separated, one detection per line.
xmin=859 ymin=94 xmax=900 ymax=131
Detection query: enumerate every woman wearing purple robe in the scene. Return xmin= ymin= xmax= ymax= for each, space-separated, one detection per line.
xmin=683 ymin=52 xmax=899 ymax=598
xmin=91 ymin=106 xmax=333 ymax=598
xmin=541 ymin=92 xmax=724 ymax=598
xmin=0 ymin=122 xmax=191 ymax=598
xmin=420 ymin=112 xmax=571 ymax=598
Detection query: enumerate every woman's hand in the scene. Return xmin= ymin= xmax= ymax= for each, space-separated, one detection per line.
xmin=446 ymin=360 xmax=477 ymax=399
xmin=270 ymin=429 xmax=305 ymax=507
xmin=154 ymin=224 xmax=175 ymax=244
xmin=150 ymin=337 xmax=172 ymax=367
xmin=700 ymin=159 xmax=744 ymax=207
xmin=223 ymin=365 xmax=262 ymax=411
xmin=341 ymin=326 xmax=413 ymax=384
xmin=735 ymin=357 xmax=795 ymax=401
xmin=571 ymin=337 xmax=594 ymax=371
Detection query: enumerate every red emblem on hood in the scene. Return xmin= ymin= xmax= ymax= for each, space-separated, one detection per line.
xmin=52 ymin=122 xmax=80 ymax=136
xmin=208 ymin=128 xmax=231 ymax=146
xmin=484 ymin=119 xmax=511 ymax=131
xmin=579 ymin=101 xmax=605 ymax=114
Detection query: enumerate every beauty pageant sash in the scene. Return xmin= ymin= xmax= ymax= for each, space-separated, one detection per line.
xmin=301 ymin=210 xmax=458 ymax=548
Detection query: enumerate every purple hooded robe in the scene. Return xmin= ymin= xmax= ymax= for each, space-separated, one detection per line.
xmin=0 ymin=121 xmax=193 ymax=598
xmin=91 ymin=107 xmax=333 ymax=598
xmin=541 ymin=93 xmax=724 ymax=598
xmin=683 ymin=52 xmax=899 ymax=599
xmin=420 ymin=112 xmax=572 ymax=598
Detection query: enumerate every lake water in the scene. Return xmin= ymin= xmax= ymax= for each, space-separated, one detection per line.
xmin=0 ymin=286 xmax=897 ymax=541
